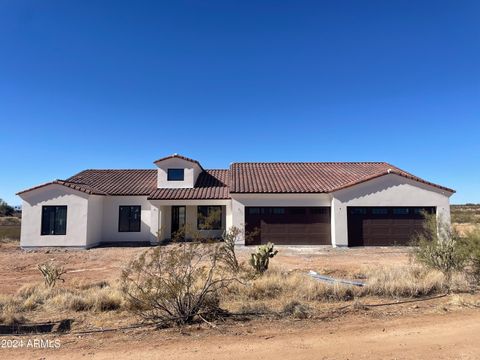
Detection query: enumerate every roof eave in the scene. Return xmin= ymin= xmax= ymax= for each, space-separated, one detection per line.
xmin=153 ymin=154 xmax=204 ymax=171
xmin=332 ymin=171 xmax=455 ymax=194
xmin=17 ymin=180 xmax=107 ymax=197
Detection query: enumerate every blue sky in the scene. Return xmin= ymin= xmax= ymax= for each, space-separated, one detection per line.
xmin=1 ymin=1 xmax=479 ymax=205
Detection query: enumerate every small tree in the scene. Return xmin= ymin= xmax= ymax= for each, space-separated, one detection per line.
xmin=250 ymin=242 xmax=278 ymax=275
xmin=412 ymin=214 xmax=466 ymax=287
xmin=38 ymin=262 xmax=66 ymax=287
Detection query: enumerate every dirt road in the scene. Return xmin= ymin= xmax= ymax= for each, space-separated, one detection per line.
xmin=2 ymin=308 xmax=479 ymax=359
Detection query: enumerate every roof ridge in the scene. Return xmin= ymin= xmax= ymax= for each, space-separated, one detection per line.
xmin=78 ymin=169 xmax=157 ymax=171
xmin=231 ymin=161 xmax=389 ymax=165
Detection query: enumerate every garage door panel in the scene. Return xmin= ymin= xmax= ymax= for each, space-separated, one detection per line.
xmin=348 ymin=207 xmax=435 ymax=246
xmin=246 ymin=207 xmax=331 ymax=245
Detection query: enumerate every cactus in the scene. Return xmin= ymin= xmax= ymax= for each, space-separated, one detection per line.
xmin=38 ymin=262 xmax=66 ymax=287
xmin=249 ymin=242 xmax=278 ymax=274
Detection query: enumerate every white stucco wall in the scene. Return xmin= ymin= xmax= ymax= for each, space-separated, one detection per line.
xmin=19 ymin=184 xmax=90 ymax=248
xmin=155 ymin=158 xmax=202 ymax=189
xmin=331 ymin=174 xmax=453 ymax=246
xmin=86 ymin=195 xmax=104 ymax=247
xmin=101 ymin=196 xmax=152 ymax=243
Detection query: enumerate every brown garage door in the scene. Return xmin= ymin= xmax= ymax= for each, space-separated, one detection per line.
xmin=347 ymin=207 xmax=436 ymax=246
xmin=245 ymin=207 xmax=331 ymax=246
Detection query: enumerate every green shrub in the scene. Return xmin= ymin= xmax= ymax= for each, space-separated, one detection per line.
xmin=458 ymin=230 xmax=480 ymax=285
xmin=412 ymin=215 xmax=467 ymax=286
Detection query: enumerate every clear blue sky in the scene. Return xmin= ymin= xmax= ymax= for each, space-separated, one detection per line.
xmin=1 ymin=1 xmax=479 ymax=205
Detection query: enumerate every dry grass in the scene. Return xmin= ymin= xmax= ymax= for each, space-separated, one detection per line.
xmin=0 ymin=281 xmax=124 ymax=324
xmin=361 ymin=266 xmax=446 ymax=297
xmin=221 ymin=265 xmax=470 ymax=314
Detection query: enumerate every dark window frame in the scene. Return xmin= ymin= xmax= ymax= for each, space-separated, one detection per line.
xmin=41 ymin=206 xmax=67 ymax=236
xmin=197 ymin=206 xmax=223 ymax=230
xmin=372 ymin=207 xmax=389 ymax=215
xmin=272 ymin=207 xmax=286 ymax=215
xmin=118 ymin=206 xmax=141 ymax=232
xmin=393 ymin=207 xmax=410 ymax=215
xmin=350 ymin=208 xmax=367 ymax=215
xmin=167 ymin=168 xmax=185 ymax=181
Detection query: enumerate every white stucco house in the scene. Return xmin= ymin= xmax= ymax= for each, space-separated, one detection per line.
xmin=17 ymin=154 xmax=454 ymax=249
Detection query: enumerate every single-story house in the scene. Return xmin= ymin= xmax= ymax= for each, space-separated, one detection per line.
xmin=17 ymin=154 xmax=454 ymax=248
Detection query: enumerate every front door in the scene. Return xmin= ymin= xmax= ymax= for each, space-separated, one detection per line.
xmin=171 ymin=206 xmax=186 ymax=239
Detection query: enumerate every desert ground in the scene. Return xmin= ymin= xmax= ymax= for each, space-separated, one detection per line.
xmin=0 ymin=206 xmax=479 ymax=359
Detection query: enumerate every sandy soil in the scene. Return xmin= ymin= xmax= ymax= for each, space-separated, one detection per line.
xmin=0 ymin=242 xmax=410 ymax=295
xmin=1 ymin=241 xmax=479 ymax=359
xmin=2 ymin=307 xmax=479 ymax=359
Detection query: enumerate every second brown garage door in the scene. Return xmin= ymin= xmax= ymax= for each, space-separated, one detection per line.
xmin=245 ymin=207 xmax=331 ymax=246
xmin=347 ymin=207 xmax=436 ymax=246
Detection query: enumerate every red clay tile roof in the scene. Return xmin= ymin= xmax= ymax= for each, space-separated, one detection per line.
xmin=17 ymin=161 xmax=454 ymax=198
xmin=229 ymin=162 xmax=454 ymax=193
xmin=153 ymin=154 xmax=204 ymax=170
xmin=148 ymin=170 xmax=229 ymax=200
xmin=66 ymin=169 xmax=158 ymax=196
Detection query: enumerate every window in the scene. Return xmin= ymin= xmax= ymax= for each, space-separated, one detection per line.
xmin=393 ymin=207 xmax=410 ymax=215
xmin=41 ymin=206 xmax=67 ymax=235
xmin=197 ymin=206 xmax=222 ymax=230
xmin=248 ymin=207 xmax=260 ymax=215
xmin=167 ymin=168 xmax=184 ymax=181
xmin=272 ymin=207 xmax=285 ymax=215
xmin=372 ymin=207 xmax=389 ymax=215
xmin=413 ymin=207 xmax=435 ymax=216
xmin=119 ymin=206 xmax=141 ymax=232
xmin=350 ymin=208 xmax=367 ymax=215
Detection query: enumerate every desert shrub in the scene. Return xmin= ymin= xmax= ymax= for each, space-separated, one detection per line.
xmin=89 ymin=288 xmax=123 ymax=311
xmin=17 ymin=283 xmax=42 ymax=299
xmin=411 ymin=215 xmax=467 ymax=286
xmin=0 ymin=294 xmax=26 ymax=325
xmin=237 ymin=303 xmax=270 ymax=315
xmin=121 ymin=242 xmax=236 ymax=325
xmin=219 ymin=227 xmax=241 ymax=273
xmin=73 ymin=280 xmax=110 ymax=291
xmin=61 ymin=293 xmax=92 ymax=311
xmin=249 ymin=243 xmax=278 ymax=275
xmin=38 ymin=262 xmax=66 ymax=287
xmin=458 ymin=229 xmax=480 ymax=285
xmin=282 ymin=300 xmax=311 ymax=319
xmin=0 ymin=310 xmax=27 ymax=325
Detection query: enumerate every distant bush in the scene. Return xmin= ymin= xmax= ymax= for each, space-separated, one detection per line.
xmin=451 ymin=212 xmax=476 ymax=224
xmin=0 ymin=199 xmax=14 ymax=217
